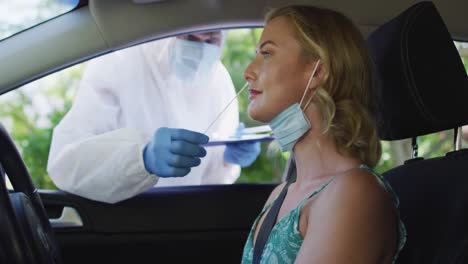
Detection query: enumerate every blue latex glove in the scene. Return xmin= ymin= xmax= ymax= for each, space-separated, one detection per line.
xmin=224 ymin=123 xmax=261 ymax=168
xmin=143 ymin=127 xmax=209 ymax=177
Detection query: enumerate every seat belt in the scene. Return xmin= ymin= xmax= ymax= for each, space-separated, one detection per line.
xmin=252 ymin=157 xmax=296 ymax=264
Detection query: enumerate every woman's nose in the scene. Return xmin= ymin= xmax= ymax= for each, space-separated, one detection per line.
xmin=243 ymin=59 xmax=257 ymax=83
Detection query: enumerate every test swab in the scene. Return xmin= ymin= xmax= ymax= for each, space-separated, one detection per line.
xmin=204 ymin=82 xmax=249 ymax=134
xmin=242 ymin=125 xmax=272 ymax=135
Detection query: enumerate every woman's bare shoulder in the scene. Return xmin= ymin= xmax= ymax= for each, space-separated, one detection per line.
xmin=335 ymin=167 xmax=391 ymax=201
xmin=296 ymin=168 xmax=397 ymax=263
xmin=318 ymin=167 xmax=395 ymax=216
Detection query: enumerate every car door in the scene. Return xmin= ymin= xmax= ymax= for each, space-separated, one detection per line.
xmin=0 ymin=20 xmax=279 ymax=263
xmin=41 ymin=184 xmax=275 ymax=263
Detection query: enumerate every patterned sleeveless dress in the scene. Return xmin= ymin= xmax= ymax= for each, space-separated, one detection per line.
xmin=241 ymin=164 xmax=407 ymax=264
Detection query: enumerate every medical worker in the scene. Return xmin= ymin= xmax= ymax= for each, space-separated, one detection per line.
xmin=47 ymin=31 xmax=260 ymax=204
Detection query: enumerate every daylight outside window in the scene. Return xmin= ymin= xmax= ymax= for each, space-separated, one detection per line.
xmin=0 ymin=0 xmax=79 ymax=41
xmin=0 ymin=19 xmax=467 ymax=190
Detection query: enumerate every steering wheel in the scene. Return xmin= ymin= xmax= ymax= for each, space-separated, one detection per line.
xmin=0 ymin=123 xmax=63 ymax=263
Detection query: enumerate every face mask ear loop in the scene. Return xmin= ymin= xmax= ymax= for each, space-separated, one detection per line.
xmin=303 ymin=86 xmax=319 ymax=110
xmin=299 ymin=59 xmax=321 ymax=110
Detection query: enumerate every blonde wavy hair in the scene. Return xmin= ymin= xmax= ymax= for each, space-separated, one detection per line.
xmin=266 ymin=5 xmax=382 ymax=167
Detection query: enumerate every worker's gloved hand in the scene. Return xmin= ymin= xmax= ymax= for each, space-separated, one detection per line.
xmin=224 ymin=123 xmax=261 ymax=168
xmin=143 ymin=127 xmax=209 ymax=177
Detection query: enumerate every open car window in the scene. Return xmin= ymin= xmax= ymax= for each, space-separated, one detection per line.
xmin=1 ymin=28 xmax=286 ymax=191
xmin=457 ymin=41 xmax=468 ymax=72
xmin=1 ymin=34 xmax=467 ymax=191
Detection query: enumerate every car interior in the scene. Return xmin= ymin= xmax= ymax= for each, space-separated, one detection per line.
xmin=368 ymin=2 xmax=468 ymax=263
xmin=0 ymin=0 xmax=467 ymax=263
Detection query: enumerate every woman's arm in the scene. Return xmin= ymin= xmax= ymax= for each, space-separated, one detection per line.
xmin=295 ymin=169 xmax=397 ymax=263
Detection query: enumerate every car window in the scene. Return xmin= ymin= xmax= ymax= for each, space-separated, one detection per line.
xmin=0 ymin=63 xmax=83 ymax=190
xmin=456 ymin=41 xmax=468 ymax=71
xmin=2 ymin=35 xmax=467 ymax=191
xmin=0 ymin=0 xmax=79 ymax=41
xmin=1 ymin=29 xmax=283 ymax=191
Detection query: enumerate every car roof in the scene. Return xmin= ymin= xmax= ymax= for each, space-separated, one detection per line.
xmin=0 ymin=0 xmax=466 ymax=94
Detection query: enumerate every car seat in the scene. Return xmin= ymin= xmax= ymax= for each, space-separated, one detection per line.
xmin=367 ymin=1 xmax=468 ymax=263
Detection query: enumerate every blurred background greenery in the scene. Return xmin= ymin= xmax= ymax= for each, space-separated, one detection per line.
xmin=0 ymin=28 xmax=467 ymax=189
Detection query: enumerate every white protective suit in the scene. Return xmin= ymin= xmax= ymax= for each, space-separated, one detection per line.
xmin=47 ymin=37 xmax=241 ymax=204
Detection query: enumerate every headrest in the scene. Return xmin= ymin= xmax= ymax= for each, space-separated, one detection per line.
xmin=367 ymin=1 xmax=468 ymax=140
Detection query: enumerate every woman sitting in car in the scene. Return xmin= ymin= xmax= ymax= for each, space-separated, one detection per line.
xmin=241 ymin=5 xmax=406 ymax=264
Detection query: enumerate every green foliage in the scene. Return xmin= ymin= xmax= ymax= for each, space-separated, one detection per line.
xmin=462 ymin=56 xmax=468 ymax=72
xmin=375 ymin=141 xmax=394 ymax=173
xmin=374 ymin=130 xmax=458 ymax=174
xmin=222 ymin=28 xmax=263 ymax=126
xmin=0 ymin=65 xmax=82 ymax=189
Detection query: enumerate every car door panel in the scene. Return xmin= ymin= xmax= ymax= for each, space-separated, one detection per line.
xmin=40 ymin=183 xmax=276 ymax=263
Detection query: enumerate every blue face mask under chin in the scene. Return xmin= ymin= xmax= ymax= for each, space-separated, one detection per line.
xmin=268 ymin=60 xmax=321 ymax=152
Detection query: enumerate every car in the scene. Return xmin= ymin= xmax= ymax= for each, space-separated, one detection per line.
xmin=0 ymin=0 xmax=467 ymax=263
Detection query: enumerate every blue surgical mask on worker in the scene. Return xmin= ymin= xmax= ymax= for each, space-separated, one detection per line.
xmin=268 ymin=60 xmax=321 ymax=152
xmin=170 ymin=39 xmax=221 ymax=83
